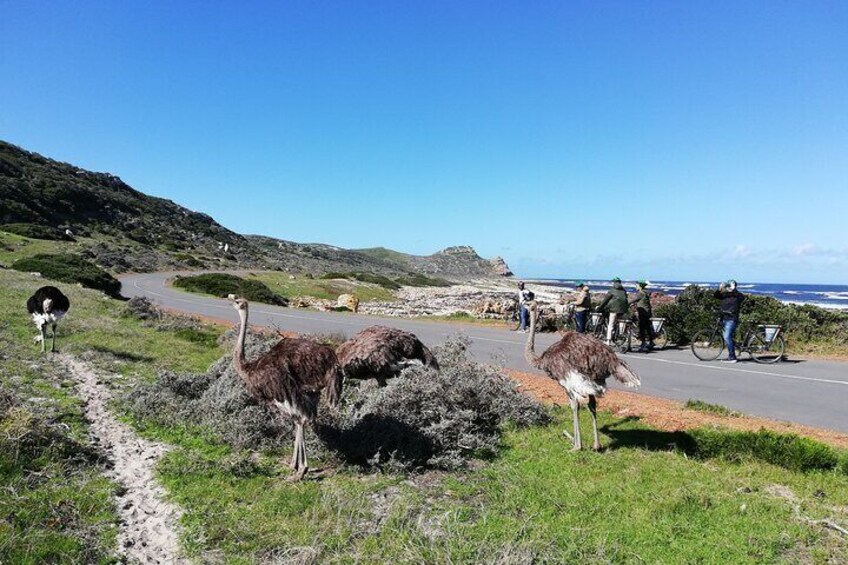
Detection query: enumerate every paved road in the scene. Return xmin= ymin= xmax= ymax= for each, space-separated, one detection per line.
xmin=123 ymin=272 xmax=848 ymax=433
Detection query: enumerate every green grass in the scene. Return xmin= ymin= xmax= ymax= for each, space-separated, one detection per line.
xmin=320 ymin=271 xmax=402 ymax=290
xmin=172 ymin=273 xmax=287 ymax=306
xmin=11 ymin=253 xmax=122 ymax=297
xmin=0 ymin=231 xmax=68 ymax=265
xmin=252 ymin=272 xmax=397 ymax=302
xmin=685 ymin=399 xmax=743 ymax=417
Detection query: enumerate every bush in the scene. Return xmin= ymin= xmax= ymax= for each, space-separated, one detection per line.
xmin=1 ymin=223 xmax=73 ymax=241
xmin=394 ymin=273 xmax=452 ymax=287
xmin=172 ymin=273 xmax=287 ymax=306
xmin=689 ymin=428 xmax=841 ymax=473
xmin=655 ymin=285 xmax=848 ymax=348
xmin=321 ymin=272 xmax=402 ymax=290
xmin=11 ymin=253 xmax=122 ymax=297
xmin=124 ymin=334 xmax=550 ymax=471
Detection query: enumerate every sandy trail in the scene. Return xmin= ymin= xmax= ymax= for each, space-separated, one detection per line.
xmin=60 ymin=355 xmax=187 ymax=564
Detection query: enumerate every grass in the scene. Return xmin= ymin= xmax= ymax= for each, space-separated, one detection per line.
xmin=0 ymin=231 xmax=68 ymax=265
xmin=172 ymin=273 xmax=287 ymax=306
xmin=3 ymin=267 xmax=848 ymax=562
xmin=252 ymin=271 xmax=397 ymax=302
xmin=12 ymin=253 xmax=122 ymax=297
xmin=685 ymin=399 xmax=743 ymax=417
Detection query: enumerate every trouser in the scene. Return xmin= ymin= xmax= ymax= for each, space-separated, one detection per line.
xmin=519 ymin=304 xmax=529 ymax=330
xmin=637 ymin=308 xmax=653 ymax=344
xmin=722 ymin=319 xmax=739 ymax=359
xmin=574 ymin=310 xmax=587 ymax=333
xmin=606 ymin=312 xmax=619 ymax=343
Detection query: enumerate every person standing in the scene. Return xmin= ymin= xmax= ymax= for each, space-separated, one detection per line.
xmin=570 ymin=281 xmax=591 ymax=333
xmin=516 ymin=281 xmax=533 ymax=333
xmin=629 ymin=281 xmax=654 ymax=352
xmin=596 ymin=277 xmax=628 ymax=344
xmin=714 ymin=280 xmax=745 ymax=363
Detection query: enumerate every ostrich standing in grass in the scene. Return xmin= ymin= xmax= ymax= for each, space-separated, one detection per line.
xmin=525 ymin=301 xmax=640 ymax=451
xmin=229 ymin=295 xmax=343 ymax=480
xmin=27 ymin=286 xmax=70 ymax=353
xmin=336 ymin=326 xmax=439 ymax=386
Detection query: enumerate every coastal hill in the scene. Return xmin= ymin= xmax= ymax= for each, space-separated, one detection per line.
xmin=0 ymin=140 xmax=510 ymax=279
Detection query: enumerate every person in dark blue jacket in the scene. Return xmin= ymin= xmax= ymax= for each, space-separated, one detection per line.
xmin=714 ymin=280 xmax=745 ymax=362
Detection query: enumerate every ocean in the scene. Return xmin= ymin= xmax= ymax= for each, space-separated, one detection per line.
xmin=534 ymin=279 xmax=848 ymax=310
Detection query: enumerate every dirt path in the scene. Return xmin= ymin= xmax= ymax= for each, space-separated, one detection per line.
xmin=60 ymin=355 xmax=187 ymax=564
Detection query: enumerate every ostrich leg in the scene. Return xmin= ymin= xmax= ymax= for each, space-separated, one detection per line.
xmin=569 ymin=396 xmax=582 ymax=451
xmin=40 ymin=324 xmax=47 ymax=353
xmin=51 ymin=322 xmax=58 ymax=353
xmin=290 ymin=421 xmax=308 ymax=481
xmin=588 ymin=395 xmax=601 ymax=451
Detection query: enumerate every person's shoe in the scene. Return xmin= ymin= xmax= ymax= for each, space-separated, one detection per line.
xmin=722 ymin=358 xmax=738 ymax=364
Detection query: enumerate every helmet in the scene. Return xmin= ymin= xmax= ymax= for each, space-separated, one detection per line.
xmin=637 ymin=280 xmax=647 ymax=287
xmin=611 ymin=277 xmax=622 ymax=283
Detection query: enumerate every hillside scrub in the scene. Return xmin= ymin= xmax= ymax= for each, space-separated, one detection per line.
xmin=321 ymin=271 xmax=402 ymax=290
xmin=1 ymin=223 xmax=74 ymax=241
xmin=11 ymin=253 xmax=122 ymax=297
xmin=172 ymin=273 xmax=287 ymax=306
xmin=125 ymin=335 xmax=550 ymax=471
xmin=655 ymin=285 xmax=848 ymax=353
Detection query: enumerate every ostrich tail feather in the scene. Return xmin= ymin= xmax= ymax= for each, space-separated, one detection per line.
xmin=325 ymin=365 xmax=343 ymax=408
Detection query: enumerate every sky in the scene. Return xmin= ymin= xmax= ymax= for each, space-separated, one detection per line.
xmin=1 ymin=1 xmax=847 ymax=283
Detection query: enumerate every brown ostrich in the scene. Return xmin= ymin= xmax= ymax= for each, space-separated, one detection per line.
xmin=336 ymin=326 xmax=439 ymax=386
xmin=229 ymin=295 xmax=343 ymax=480
xmin=525 ymin=301 xmax=640 ymax=451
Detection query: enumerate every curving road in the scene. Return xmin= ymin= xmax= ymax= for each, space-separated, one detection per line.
xmin=123 ymin=272 xmax=848 ymax=433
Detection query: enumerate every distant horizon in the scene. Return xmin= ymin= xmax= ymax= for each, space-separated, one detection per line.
xmin=2 ymin=2 xmax=846 ymax=284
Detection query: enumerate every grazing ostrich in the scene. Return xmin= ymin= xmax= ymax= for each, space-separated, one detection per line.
xmin=27 ymin=286 xmax=70 ymax=353
xmin=336 ymin=326 xmax=439 ymax=386
xmin=524 ymin=301 xmax=640 ymax=451
xmin=229 ymin=295 xmax=343 ymax=480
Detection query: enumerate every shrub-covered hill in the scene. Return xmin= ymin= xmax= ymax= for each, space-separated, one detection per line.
xmin=1 ymin=139 xmax=512 ymax=279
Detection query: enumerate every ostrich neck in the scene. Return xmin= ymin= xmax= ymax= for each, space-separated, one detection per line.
xmin=233 ymin=308 xmax=249 ymax=377
xmin=524 ymin=306 xmax=541 ymax=368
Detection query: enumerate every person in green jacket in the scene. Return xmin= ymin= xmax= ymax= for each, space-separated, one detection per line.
xmin=629 ymin=280 xmax=654 ymax=352
xmin=596 ymin=277 xmax=628 ymax=344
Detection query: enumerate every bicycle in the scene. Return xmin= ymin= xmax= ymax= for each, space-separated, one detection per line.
xmin=589 ymin=311 xmax=632 ymax=353
xmin=628 ymin=315 xmax=670 ymax=350
xmin=690 ymin=318 xmax=785 ymax=364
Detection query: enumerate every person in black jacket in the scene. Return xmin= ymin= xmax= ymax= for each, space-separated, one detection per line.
xmin=596 ymin=277 xmax=628 ymax=345
xmin=714 ymin=280 xmax=745 ymax=362
xmin=629 ymin=281 xmax=654 ymax=352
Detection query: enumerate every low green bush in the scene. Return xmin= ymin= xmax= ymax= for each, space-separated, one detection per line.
xmin=688 ymin=428 xmax=841 ymax=473
xmin=11 ymin=253 xmax=122 ymax=297
xmin=655 ymin=285 xmax=848 ymax=347
xmin=1 ymin=223 xmax=73 ymax=241
xmin=172 ymin=273 xmax=287 ymax=306
xmin=320 ymin=271 xmax=402 ymax=290
xmin=395 ymin=273 xmax=452 ymax=287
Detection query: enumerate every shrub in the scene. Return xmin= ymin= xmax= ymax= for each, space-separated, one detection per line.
xmin=124 ymin=334 xmax=550 ymax=471
xmin=1 ymin=223 xmax=73 ymax=241
xmin=394 ymin=273 xmax=452 ymax=287
xmin=11 ymin=253 xmax=122 ymax=297
xmin=172 ymin=273 xmax=287 ymax=306
xmin=689 ymin=428 xmax=840 ymax=473
xmin=320 ymin=272 xmax=402 ymax=290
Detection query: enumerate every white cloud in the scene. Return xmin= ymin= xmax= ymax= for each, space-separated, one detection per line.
xmin=792 ymin=243 xmax=817 ymax=256
xmin=731 ymin=244 xmax=752 ymax=258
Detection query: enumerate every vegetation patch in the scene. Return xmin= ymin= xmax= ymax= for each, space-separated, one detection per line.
xmin=172 ymin=273 xmax=287 ymax=306
xmin=684 ymin=399 xmax=742 ymax=417
xmin=321 ymin=271 xmax=402 ymax=290
xmin=11 ymin=253 xmax=122 ymax=297
xmin=1 ymin=223 xmax=73 ymax=241
xmin=394 ymin=273 xmax=452 ymax=287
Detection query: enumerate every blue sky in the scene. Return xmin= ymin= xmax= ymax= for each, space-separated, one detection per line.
xmin=2 ymin=1 xmax=846 ymax=283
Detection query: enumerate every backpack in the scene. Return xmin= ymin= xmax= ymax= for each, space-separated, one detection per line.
xmin=526 ymin=290 xmax=535 ymax=301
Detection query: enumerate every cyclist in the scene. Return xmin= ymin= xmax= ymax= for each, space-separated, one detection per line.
xmin=596 ymin=277 xmax=628 ymax=345
xmin=629 ymin=280 xmax=654 ymax=352
xmin=714 ymin=279 xmax=745 ymax=363
xmin=568 ymin=281 xmax=591 ymax=333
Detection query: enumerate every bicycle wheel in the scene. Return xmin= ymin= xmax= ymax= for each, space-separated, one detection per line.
xmin=653 ymin=328 xmax=668 ymax=350
xmin=614 ymin=327 xmax=631 ymax=353
xmin=748 ymin=333 xmax=785 ymax=364
xmin=691 ymin=329 xmax=724 ymax=361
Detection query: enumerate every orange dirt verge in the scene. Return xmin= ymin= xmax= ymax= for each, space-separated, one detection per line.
xmin=507 ymin=369 xmax=848 ymax=450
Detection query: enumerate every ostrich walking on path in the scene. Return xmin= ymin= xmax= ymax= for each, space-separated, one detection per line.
xmin=229 ymin=295 xmax=343 ymax=480
xmin=525 ymin=302 xmax=640 ymax=451
xmin=336 ymin=326 xmax=439 ymax=386
xmin=27 ymin=286 xmax=70 ymax=353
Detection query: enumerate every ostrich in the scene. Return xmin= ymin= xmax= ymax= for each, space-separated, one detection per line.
xmin=27 ymin=286 xmax=70 ymax=353
xmin=524 ymin=301 xmax=640 ymax=451
xmin=229 ymin=295 xmax=343 ymax=480
xmin=336 ymin=326 xmax=439 ymax=386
